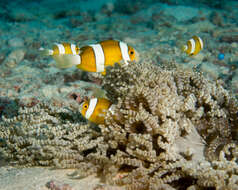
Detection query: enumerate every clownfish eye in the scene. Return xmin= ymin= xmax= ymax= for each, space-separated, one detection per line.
xmin=83 ymin=104 xmax=88 ymax=109
xmin=130 ymin=50 xmax=134 ymax=55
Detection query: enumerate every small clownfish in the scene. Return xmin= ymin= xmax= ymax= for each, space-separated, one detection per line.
xmin=40 ymin=40 xmax=139 ymax=75
xmin=181 ymin=36 xmax=203 ymax=56
xmin=80 ymin=98 xmax=113 ymax=124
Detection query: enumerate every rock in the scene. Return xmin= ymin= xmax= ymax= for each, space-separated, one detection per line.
xmin=8 ymin=37 xmax=24 ymax=48
xmin=220 ymin=35 xmax=238 ymax=43
xmin=0 ymin=52 xmax=5 ymax=65
xmin=188 ymin=20 xmax=215 ymax=32
xmin=210 ymin=12 xmax=224 ymax=26
xmin=200 ymin=61 xmax=229 ymax=80
xmin=163 ymin=5 xmax=199 ymax=22
xmin=4 ymin=49 xmax=25 ymax=68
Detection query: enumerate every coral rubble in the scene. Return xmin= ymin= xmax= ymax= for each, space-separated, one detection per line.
xmin=0 ymin=62 xmax=237 ymax=190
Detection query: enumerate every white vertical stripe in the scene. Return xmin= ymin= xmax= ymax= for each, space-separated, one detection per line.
xmin=71 ymin=44 xmax=77 ymax=55
xmin=55 ymin=43 xmax=65 ymax=54
xmin=90 ymin=44 xmax=105 ymax=72
xmin=198 ymin=37 xmax=203 ymax=49
xmin=119 ymin=41 xmax=130 ymax=65
xmin=189 ymin=39 xmax=196 ymax=54
xmin=85 ymin=98 xmax=97 ymax=119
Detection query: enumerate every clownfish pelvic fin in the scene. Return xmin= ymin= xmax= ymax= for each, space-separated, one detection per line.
xmin=53 ymin=54 xmax=81 ymax=69
xmin=101 ymin=70 xmax=106 ymax=76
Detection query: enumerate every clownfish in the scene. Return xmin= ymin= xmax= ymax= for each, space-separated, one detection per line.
xmin=181 ymin=36 xmax=203 ymax=56
xmin=40 ymin=40 xmax=139 ymax=75
xmin=80 ymin=98 xmax=113 ymax=124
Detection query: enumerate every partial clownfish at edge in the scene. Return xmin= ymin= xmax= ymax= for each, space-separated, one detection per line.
xmin=181 ymin=36 xmax=203 ymax=56
xmin=80 ymin=97 xmax=114 ymax=125
xmin=40 ymin=40 xmax=139 ymax=75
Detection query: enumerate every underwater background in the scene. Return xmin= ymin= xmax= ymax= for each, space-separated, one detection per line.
xmin=0 ymin=0 xmax=238 ymax=190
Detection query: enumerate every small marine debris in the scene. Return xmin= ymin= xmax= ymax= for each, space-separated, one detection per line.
xmin=80 ymin=97 xmax=112 ymax=124
xmin=218 ymin=53 xmax=225 ymax=60
xmin=181 ymin=36 xmax=203 ymax=56
xmin=45 ymin=180 xmax=73 ymax=190
xmin=40 ymin=40 xmax=139 ymax=75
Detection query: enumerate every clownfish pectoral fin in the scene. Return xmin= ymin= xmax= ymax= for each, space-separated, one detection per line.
xmin=119 ymin=60 xmax=130 ymax=67
xmin=101 ymin=70 xmax=106 ymax=76
xmin=39 ymin=47 xmax=54 ymax=56
xmin=119 ymin=60 xmax=126 ymax=66
xmin=98 ymin=111 xmax=107 ymax=117
xmin=53 ymin=54 xmax=81 ymax=69
xmin=101 ymin=109 xmax=108 ymax=113
xmin=39 ymin=47 xmax=78 ymax=68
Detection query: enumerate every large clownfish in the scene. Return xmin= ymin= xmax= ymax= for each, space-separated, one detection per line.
xmin=40 ymin=40 xmax=139 ymax=75
xmin=80 ymin=98 xmax=113 ymax=124
xmin=181 ymin=36 xmax=203 ymax=56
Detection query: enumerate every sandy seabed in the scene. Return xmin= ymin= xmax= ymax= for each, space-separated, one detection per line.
xmin=0 ymin=166 xmax=117 ymax=190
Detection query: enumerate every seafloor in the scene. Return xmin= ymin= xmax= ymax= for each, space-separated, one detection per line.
xmin=0 ymin=0 xmax=237 ymax=190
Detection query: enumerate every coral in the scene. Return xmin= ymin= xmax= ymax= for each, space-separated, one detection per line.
xmin=0 ymin=62 xmax=237 ymax=189
xmin=99 ymin=63 xmax=238 ymax=189
xmin=3 ymin=49 xmax=25 ymax=68
xmin=0 ymin=102 xmax=101 ymax=168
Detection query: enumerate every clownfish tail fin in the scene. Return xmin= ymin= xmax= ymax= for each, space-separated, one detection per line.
xmin=181 ymin=45 xmax=187 ymax=52
xmin=39 ymin=47 xmax=54 ymax=56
